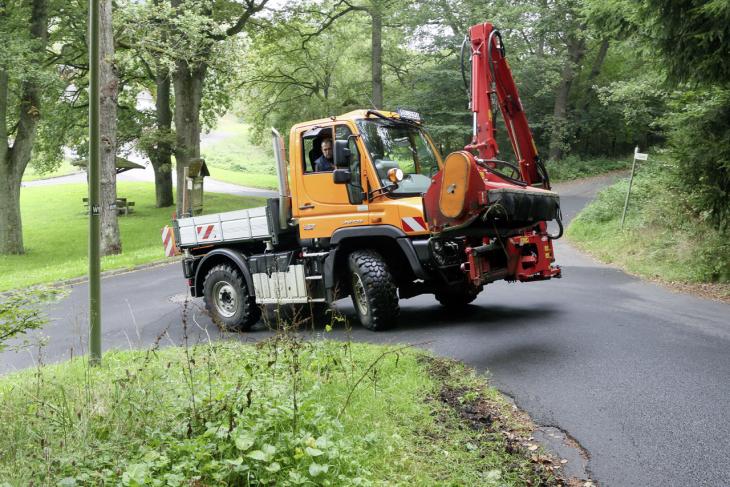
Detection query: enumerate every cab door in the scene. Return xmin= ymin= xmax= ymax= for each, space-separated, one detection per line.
xmin=295 ymin=123 xmax=368 ymax=240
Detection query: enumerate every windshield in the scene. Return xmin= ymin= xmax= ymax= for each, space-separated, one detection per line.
xmin=356 ymin=119 xmax=440 ymax=195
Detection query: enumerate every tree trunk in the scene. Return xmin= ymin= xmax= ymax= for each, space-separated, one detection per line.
xmin=99 ymin=0 xmax=121 ymax=255
xmin=151 ymin=70 xmax=174 ymax=208
xmin=587 ymin=38 xmax=609 ymax=85
xmin=173 ymin=60 xmax=206 ymax=216
xmin=575 ymin=38 xmax=610 ymax=149
xmin=0 ymin=72 xmax=22 ymax=255
xmin=548 ymin=68 xmax=572 ymax=161
xmin=0 ymin=0 xmax=48 ymax=255
xmin=370 ymin=8 xmax=383 ymax=109
xmin=548 ymin=36 xmax=585 ymax=161
xmin=0 ymin=162 xmax=23 ymax=256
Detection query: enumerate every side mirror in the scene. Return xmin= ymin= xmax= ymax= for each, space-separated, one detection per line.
xmin=333 ymin=168 xmax=352 ymax=184
xmin=334 ymin=140 xmax=351 ymax=168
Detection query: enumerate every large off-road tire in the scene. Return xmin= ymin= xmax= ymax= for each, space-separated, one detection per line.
xmin=435 ymin=285 xmax=481 ymax=309
xmin=202 ymin=264 xmax=260 ymax=331
xmin=348 ymin=250 xmax=399 ymax=331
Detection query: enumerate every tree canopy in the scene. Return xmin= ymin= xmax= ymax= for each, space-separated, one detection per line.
xmin=2 ymin=0 xmax=728 ymax=254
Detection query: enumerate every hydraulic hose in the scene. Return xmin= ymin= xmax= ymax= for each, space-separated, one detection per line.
xmin=549 ymin=205 xmax=564 ymax=240
xmin=486 ymin=28 xmax=505 ymax=90
xmin=460 ymin=35 xmax=470 ymax=107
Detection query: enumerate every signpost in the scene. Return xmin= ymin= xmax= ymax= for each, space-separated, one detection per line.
xmin=88 ymin=0 xmax=101 ymax=365
xmin=621 ymin=146 xmax=648 ymax=230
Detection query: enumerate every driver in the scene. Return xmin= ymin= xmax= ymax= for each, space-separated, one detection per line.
xmin=314 ymin=138 xmax=334 ymax=171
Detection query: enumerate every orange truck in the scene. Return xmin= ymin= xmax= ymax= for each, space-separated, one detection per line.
xmin=170 ymin=23 xmax=563 ymax=331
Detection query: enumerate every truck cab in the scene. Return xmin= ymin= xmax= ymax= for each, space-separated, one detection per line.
xmin=289 ymin=109 xmax=436 ymax=242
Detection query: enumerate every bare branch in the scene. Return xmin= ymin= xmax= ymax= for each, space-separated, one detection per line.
xmin=301 ymin=0 xmax=367 ymax=47
xmin=209 ymin=0 xmax=270 ymax=41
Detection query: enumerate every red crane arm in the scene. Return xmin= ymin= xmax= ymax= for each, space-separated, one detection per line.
xmin=465 ymin=22 xmax=543 ymax=187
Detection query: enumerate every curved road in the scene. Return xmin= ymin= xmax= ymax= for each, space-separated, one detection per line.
xmin=3 ymin=174 xmax=729 ymax=486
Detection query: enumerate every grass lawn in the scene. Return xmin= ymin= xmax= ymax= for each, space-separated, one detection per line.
xmin=201 ymin=114 xmax=278 ymax=190
xmin=0 ymin=339 xmax=561 ymax=485
xmin=0 ymin=182 xmax=265 ymax=292
xmin=22 ymin=158 xmax=79 ymax=181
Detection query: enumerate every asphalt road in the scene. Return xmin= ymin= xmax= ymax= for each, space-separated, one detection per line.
xmin=3 ymin=173 xmax=729 ymax=486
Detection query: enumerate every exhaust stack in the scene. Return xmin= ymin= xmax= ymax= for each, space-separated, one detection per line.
xmin=271 ymin=128 xmax=291 ymax=230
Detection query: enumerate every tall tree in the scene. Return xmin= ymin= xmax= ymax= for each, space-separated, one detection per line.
xmin=169 ymin=0 xmax=268 ymax=215
xmin=548 ymin=30 xmax=586 ymax=161
xmin=100 ymin=0 xmax=122 ymax=255
xmin=0 ymin=0 xmax=49 ymax=255
xmin=643 ymin=0 xmax=730 ymax=229
xmin=117 ymin=0 xmax=175 ymax=208
xmin=302 ymin=0 xmax=397 ymax=108
xmin=151 ymin=68 xmax=174 ymax=208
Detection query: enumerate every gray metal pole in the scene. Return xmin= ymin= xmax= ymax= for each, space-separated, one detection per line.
xmin=620 ymin=147 xmax=639 ymax=230
xmin=89 ymin=0 xmax=101 ymax=365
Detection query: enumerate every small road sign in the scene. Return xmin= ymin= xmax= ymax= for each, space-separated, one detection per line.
xmin=621 ymin=147 xmax=649 ymax=229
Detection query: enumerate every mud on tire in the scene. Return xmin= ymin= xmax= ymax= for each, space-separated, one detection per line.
xmin=202 ymin=264 xmax=260 ymax=331
xmin=348 ymin=249 xmax=399 ymax=331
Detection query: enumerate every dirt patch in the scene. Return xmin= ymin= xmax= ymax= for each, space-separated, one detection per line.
xmin=421 ymin=355 xmax=597 ymax=487
xmin=652 ymin=280 xmax=730 ymax=304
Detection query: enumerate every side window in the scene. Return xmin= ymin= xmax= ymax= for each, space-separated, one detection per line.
xmin=300 ymin=124 xmax=363 ymax=204
xmin=302 ymin=126 xmax=336 ymax=174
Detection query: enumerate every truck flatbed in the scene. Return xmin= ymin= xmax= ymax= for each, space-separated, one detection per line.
xmin=175 ymin=206 xmax=273 ymax=247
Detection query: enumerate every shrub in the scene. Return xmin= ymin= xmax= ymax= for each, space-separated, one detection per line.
xmin=0 ymin=287 xmax=64 ymax=352
xmin=663 ymin=87 xmax=730 ymax=232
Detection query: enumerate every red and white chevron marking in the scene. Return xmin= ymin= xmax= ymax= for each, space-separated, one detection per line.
xmin=161 ymin=225 xmax=177 ymax=257
xmin=196 ymin=223 xmax=218 ymax=242
xmin=401 ymin=216 xmax=427 ymax=232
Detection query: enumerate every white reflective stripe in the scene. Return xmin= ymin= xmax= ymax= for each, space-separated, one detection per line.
xmin=402 ymin=216 xmax=425 ymax=232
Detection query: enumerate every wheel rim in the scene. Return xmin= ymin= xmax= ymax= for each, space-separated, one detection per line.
xmin=352 ymin=273 xmax=369 ymax=317
xmin=212 ymin=280 xmax=237 ymax=318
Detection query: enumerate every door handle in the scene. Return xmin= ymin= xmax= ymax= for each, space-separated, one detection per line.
xmin=299 ymin=203 xmax=315 ymax=210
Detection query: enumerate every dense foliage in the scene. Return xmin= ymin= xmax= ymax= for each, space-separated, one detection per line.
xmin=2 ymin=0 xmax=728 ymax=256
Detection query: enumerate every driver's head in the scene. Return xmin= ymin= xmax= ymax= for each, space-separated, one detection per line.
xmin=321 ymin=139 xmax=333 ymax=159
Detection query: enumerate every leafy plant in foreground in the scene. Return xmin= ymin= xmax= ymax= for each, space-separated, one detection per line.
xmin=0 ymin=287 xmax=64 ymax=352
